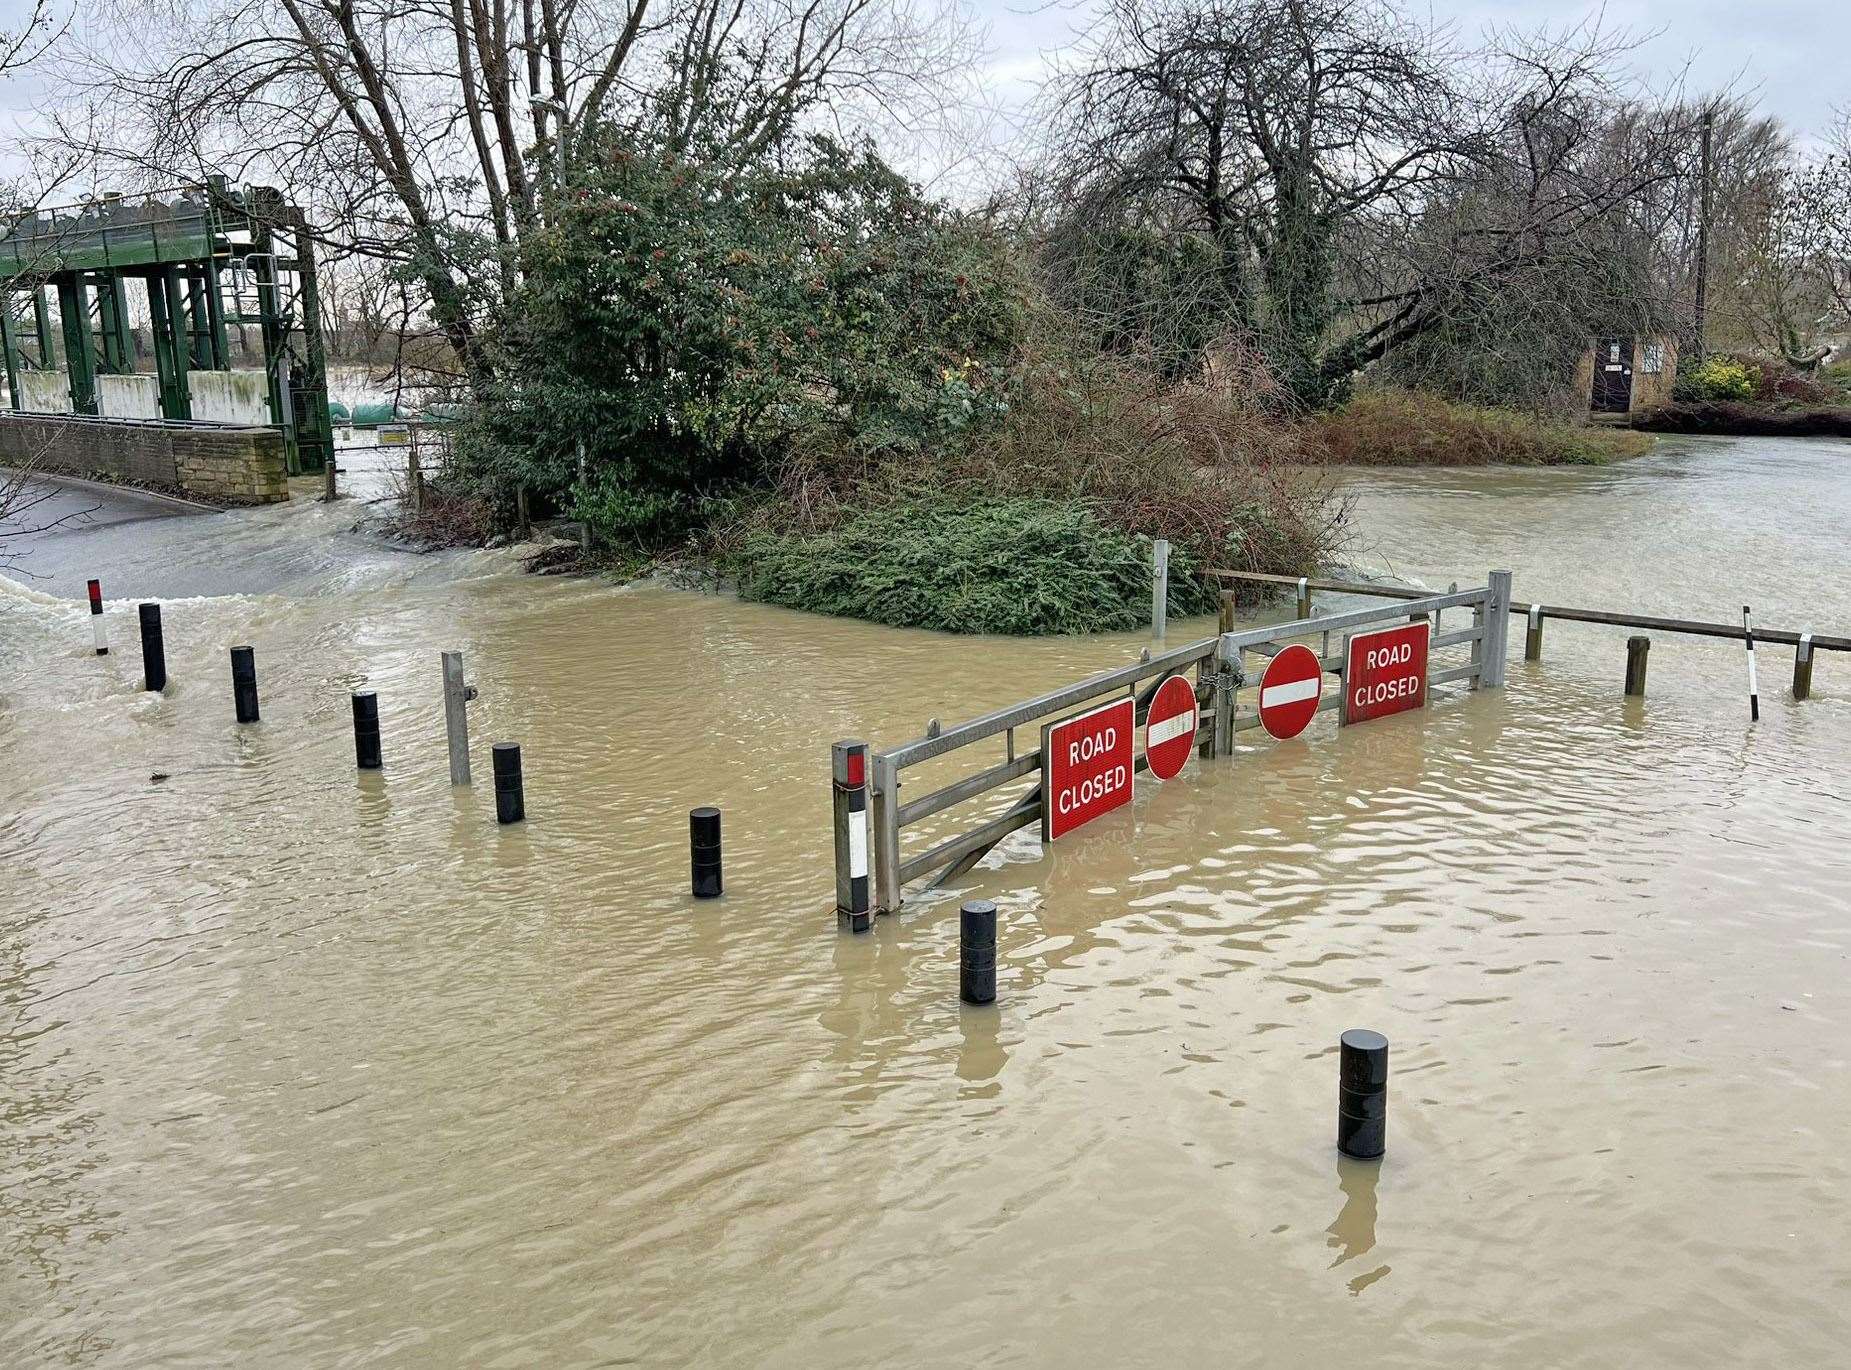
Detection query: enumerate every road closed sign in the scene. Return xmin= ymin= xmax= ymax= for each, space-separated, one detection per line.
xmin=1041 ymin=696 xmax=1134 ymax=841
xmin=1343 ymin=621 xmax=1430 ymax=725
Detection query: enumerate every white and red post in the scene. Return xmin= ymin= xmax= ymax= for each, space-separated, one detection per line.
xmin=1744 ymin=604 xmax=1760 ymax=722
xmin=87 ymin=579 xmax=108 ymax=655
xmin=832 ymin=739 xmax=873 ymax=932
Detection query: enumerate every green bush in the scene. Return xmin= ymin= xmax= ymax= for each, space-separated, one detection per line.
xmin=1681 ymin=357 xmax=1757 ymax=402
xmin=455 ymin=127 xmax=1024 ymax=547
xmin=726 ymin=497 xmax=1219 ymax=635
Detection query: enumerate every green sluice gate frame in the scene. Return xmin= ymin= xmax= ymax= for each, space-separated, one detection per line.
xmin=0 ymin=177 xmax=333 ymax=476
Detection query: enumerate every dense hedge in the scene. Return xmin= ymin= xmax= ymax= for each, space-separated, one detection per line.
xmin=726 ymin=497 xmax=1219 ymax=635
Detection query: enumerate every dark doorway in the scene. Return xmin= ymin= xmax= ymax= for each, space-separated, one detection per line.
xmin=1591 ymin=336 xmax=1634 ymax=413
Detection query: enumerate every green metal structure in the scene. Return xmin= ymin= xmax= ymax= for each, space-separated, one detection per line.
xmin=0 ymin=178 xmax=333 ymax=475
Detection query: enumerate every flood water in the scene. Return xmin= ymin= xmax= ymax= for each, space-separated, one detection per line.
xmin=3 ymin=435 xmax=1849 ymax=1365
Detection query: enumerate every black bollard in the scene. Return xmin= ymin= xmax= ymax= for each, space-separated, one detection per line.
xmin=1337 ymin=1029 xmax=1389 ymax=1159
xmin=230 ymin=646 xmax=259 ymax=723
xmin=960 ymin=899 xmax=997 ymax=1005
xmin=351 ymin=691 xmax=383 ymax=769
xmin=493 ymin=743 xmax=525 ymax=824
xmin=690 ymin=807 xmax=722 ymax=897
xmin=138 ymin=603 xmax=166 ymax=692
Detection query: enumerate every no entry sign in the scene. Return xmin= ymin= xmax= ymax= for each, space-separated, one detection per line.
xmin=1258 ymin=643 xmax=1324 ymax=739
xmin=1343 ymin=621 xmax=1430 ymax=725
xmin=1143 ymin=674 xmax=1198 ymax=781
xmin=1041 ymin=695 xmax=1134 ymax=841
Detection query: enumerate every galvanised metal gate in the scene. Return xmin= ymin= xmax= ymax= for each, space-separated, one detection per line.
xmin=831 ymin=570 xmax=1512 ymax=919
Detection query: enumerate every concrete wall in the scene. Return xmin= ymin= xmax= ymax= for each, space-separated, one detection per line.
xmin=189 ymin=369 xmax=273 ymax=426
xmin=0 ymin=412 xmax=288 ymax=504
xmin=19 ymin=369 xmax=73 ymax=413
xmin=98 ymin=374 xmax=163 ymax=419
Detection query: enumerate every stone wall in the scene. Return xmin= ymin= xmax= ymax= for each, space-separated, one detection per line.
xmin=0 ymin=412 xmax=289 ymax=504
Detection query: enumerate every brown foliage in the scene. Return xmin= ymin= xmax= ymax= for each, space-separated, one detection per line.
xmin=1305 ymin=388 xmax=1652 ymax=466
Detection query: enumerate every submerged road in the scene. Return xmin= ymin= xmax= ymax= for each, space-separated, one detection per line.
xmin=0 ymin=464 xmax=473 ymax=601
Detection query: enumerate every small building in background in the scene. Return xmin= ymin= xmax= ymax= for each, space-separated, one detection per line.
xmin=1574 ymin=333 xmax=1679 ymax=416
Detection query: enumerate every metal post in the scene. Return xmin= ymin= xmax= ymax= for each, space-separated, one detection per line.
xmin=0 ymin=297 xmax=20 ymax=410
xmin=960 ymin=900 xmax=997 ymax=1005
xmin=1524 ymin=604 xmax=1542 ymax=661
xmin=1479 ymin=570 xmax=1512 ymax=687
xmin=441 ymin=651 xmax=475 ymax=785
xmin=160 ymin=269 xmax=193 ymax=417
xmin=230 ymin=646 xmax=259 ymax=723
xmin=1624 ymin=636 xmax=1650 ymax=697
xmin=1337 ymin=1029 xmax=1388 ymax=1159
xmin=87 ymin=578 xmax=108 ymax=655
xmin=351 ymin=691 xmax=383 ymax=769
xmin=832 ymin=740 xmax=873 ymax=932
xmin=1793 ymin=633 xmax=1814 ymax=701
xmin=690 ymin=807 xmax=722 ymax=897
xmin=138 ymin=603 xmax=166 ymax=692
xmin=1212 ymin=638 xmax=1238 ymax=756
xmin=1296 ymin=576 xmax=1311 ymax=621
xmin=577 ymin=440 xmax=592 ymax=556
xmin=872 ymin=753 xmax=902 ymax=914
xmin=1150 ymin=538 xmax=1169 ymax=642
xmin=492 ymin=743 xmax=525 ymax=823
xmin=55 ymin=275 xmax=97 ymax=414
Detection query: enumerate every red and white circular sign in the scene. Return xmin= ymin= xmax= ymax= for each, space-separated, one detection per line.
xmin=1258 ymin=643 xmax=1324 ymax=739
xmin=1143 ymin=673 xmax=1198 ymax=781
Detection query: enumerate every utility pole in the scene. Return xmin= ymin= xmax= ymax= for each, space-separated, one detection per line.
xmin=1694 ymin=105 xmax=1715 ymax=361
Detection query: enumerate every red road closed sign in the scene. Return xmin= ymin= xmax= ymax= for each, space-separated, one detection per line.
xmin=1344 ymin=621 xmax=1430 ymax=725
xmin=1143 ymin=674 xmax=1198 ymax=781
xmin=1041 ymin=696 xmax=1134 ymax=841
xmin=1258 ymin=643 xmax=1324 ymax=739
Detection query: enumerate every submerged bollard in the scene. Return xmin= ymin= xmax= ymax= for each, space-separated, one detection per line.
xmin=960 ymin=899 xmax=997 ymax=1005
xmin=1338 ymin=1028 xmax=1389 ymax=1159
xmin=138 ymin=603 xmax=166 ymax=692
xmin=832 ymin=741 xmax=872 ymax=931
xmin=1793 ymin=632 xmax=1814 ymax=701
xmin=87 ymin=579 xmax=108 ymax=655
xmin=230 ymin=646 xmax=259 ymax=723
xmin=690 ymin=806 xmax=722 ymax=897
xmin=493 ymin=743 xmax=525 ymax=824
xmin=351 ymin=690 xmax=383 ymax=769
xmin=1297 ymin=576 xmax=1312 ymax=620
xmin=1525 ymin=604 xmax=1543 ymax=661
xmin=1624 ymin=635 xmax=1650 ymax=697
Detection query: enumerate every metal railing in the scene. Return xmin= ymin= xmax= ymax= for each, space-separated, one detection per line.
xmin=839 ymin=569 xmax=1511 ymax=914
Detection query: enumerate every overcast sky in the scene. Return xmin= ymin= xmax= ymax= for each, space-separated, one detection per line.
xmin=974 ymin=0 xmax=1846 ymax=139
xmin=1 ymin=0 xmax=1845 ymax=191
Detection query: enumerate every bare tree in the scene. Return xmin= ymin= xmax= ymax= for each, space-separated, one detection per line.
xmin=1035 ymin=0 xmax=1705 ymax=406
xmin=49 ymin=0 xmax=974 ymax=388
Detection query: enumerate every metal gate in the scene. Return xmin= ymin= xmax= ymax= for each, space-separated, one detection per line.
xmin=833 ymin=570 xmax=1512 ymax=916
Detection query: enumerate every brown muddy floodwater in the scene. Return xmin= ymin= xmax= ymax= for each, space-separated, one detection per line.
xmin=3 ymin=434 xmax=1850 ymax=1366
